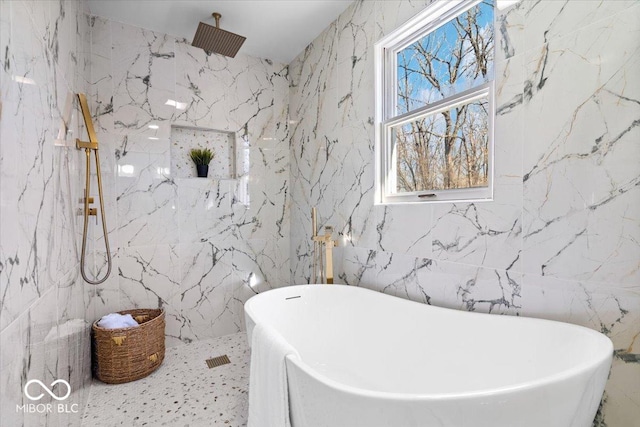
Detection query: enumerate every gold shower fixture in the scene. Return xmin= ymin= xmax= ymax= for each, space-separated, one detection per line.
xmin=311 ymin=207 xmax=338 ymax=284
xmin=192 ymin=12 xmax=246 ymax=58
xmin=76 ymin=93 xmax=112 ymax=285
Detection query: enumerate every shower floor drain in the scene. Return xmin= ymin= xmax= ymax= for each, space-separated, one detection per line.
xmin=206 ymin=355 xmax=231 ymax=369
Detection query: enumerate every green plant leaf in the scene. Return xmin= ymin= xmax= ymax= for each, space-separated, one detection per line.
xmin=189 ymin=148 xmax=215 ymax=165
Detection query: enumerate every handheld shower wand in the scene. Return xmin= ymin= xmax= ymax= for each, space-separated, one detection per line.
xmin=76 ymin=93 xmax=112 ymax=285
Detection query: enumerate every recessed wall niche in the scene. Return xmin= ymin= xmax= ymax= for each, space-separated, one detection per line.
xmin=170 ymin=125 xmax=236 ymax=179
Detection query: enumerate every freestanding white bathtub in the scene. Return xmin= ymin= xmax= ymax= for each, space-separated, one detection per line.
xmin=244 ymin=285 xmax=613 ymax=427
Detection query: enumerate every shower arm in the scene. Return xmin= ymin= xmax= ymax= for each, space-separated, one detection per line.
xmin=76 ymin=93 xmax=112 ymax=285
xmin=212 ymin=12 xmax=222 ymax=28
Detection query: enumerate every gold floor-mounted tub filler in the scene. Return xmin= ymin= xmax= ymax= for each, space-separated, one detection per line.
xmin=76 ymin=93 xmax=112 ymax=285
xmin=311 ymin=207 xmax=338 ymax=284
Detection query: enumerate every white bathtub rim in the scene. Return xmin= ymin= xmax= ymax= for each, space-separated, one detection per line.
xmin=246 ymin=284 xmax=614 ymax=401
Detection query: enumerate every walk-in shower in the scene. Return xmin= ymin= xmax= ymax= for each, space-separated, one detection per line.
xmin=76 ymin=93 xmax=112 ymax=284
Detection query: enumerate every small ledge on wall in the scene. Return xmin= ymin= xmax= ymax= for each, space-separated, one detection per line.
xmin=170 ymin=125 xmax=237 ymax=180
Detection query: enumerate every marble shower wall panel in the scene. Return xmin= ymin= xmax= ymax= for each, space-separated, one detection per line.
xmin=88 ymin=20 xmax=290 ymax=343
xmin=0 ymin=314 xmax=24 ymax=427
xmin=178 ymin=242 xmax=240 ymax=343
xmin=340 ymin=246 xmax=522 ymax=315
xmin=177 ymin=178 xmax=234 ymax=245
xmin=111 ymin=22 xmax=176 ymax=137
xmin=116 ymin=150 xmax=180 ymax=247
xmin=430 ymin=184 xmax=522 ymax=271
xmin=268 ymin=68 xmax=292 ymax=288
xmin=335 ymin=1 xmax=379 ymax=250
xmin=1 ymin=0 xmax=57 ymax=324
xmin=522 ymin=7 xmax=640 ymax=287
xmin=0 ymin=0 xmax=94 ymax=425
xmin=290 ymin=0 xmax=639 ymax=424
xmin=517 ymin=275 xmax=640 ymax=427
xmin=289 ymin=22 xmax=342 ymax=283
xmin=88 ymin=16 xmax=114 ymax=133
xmin=118 ymin=244 xmax=182 ymax=346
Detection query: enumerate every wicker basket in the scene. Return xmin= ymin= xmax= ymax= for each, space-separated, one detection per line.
xmin=92 ymin=309 xmax=165 ymax=384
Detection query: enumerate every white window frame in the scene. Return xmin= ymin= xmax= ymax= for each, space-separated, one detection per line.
xmin=374 ymin=0 xmax=495 ymax=205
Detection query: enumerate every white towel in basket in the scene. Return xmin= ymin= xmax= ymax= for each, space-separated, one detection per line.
xmin=97 ymin=313 xmax=139 ymax=329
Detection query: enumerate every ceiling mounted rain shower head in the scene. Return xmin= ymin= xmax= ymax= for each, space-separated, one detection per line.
xmin=192 ymin=12 xmax=246 ymax=58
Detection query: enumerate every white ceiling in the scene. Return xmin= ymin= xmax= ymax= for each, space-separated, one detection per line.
xmin=88 ymin=0 xmax=355 ymax=64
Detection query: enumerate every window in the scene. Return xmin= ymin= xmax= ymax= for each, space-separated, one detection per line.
xmin=375 ymin=0 xmax=495 ymax=204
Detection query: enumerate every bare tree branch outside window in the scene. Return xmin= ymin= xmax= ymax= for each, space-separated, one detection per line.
xmin=393 ymin=0 xmax=494 ymax=193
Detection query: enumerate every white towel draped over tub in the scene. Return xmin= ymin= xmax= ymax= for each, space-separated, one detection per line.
xmin=248 ymin=323 xmax=300 ymax=427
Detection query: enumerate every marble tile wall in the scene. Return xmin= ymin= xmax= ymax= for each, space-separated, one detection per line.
xmin=289 ymin=0 xmax=640 ymax=424
xmin=86 ymin=17 xmax=290 ymax=347
xmin=0 ymin=0 xmax=94 ymax=426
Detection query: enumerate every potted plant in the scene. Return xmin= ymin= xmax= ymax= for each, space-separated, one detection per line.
xmin=189 ymin=148 xmax=215 ymax=178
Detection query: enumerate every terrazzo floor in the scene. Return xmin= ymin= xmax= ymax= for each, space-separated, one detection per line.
xmin=82 ymin=332 xmax=250 ymax=427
